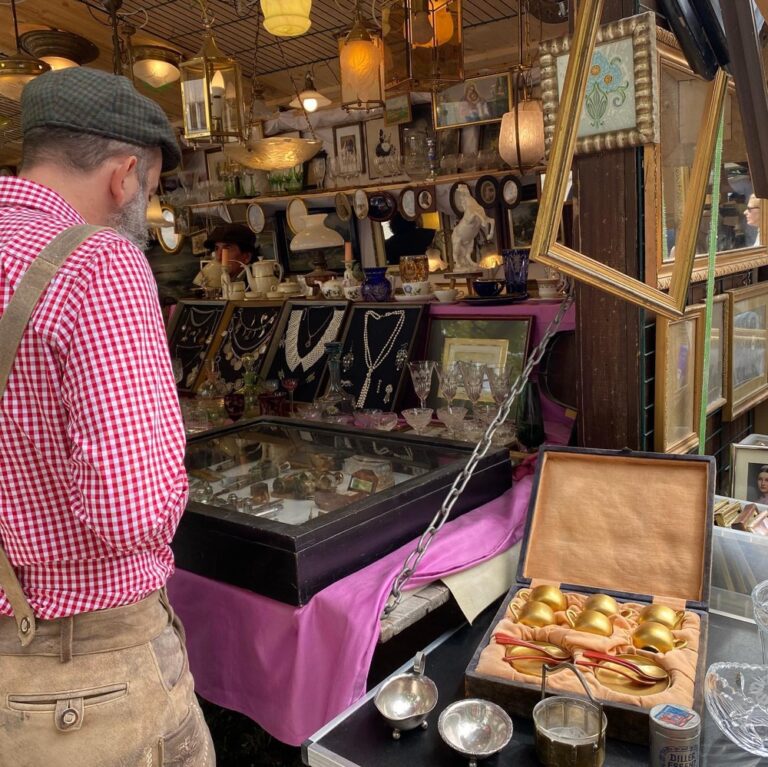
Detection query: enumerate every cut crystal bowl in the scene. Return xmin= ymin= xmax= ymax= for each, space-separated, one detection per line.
xmin=705 ymin=662 xmax=768 ymax=756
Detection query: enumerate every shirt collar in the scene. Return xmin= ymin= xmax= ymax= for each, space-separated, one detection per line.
xmin=0 ymin=176 xmax=87 ymax=225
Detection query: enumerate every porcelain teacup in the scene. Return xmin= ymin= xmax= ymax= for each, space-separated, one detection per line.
xmin=433 ymin=288 xmax=463 ymax=303
xmin=402 ymin=280 xmax=432 ymax=296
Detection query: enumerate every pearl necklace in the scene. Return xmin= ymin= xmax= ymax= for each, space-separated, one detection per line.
xmin=285 ymin=308 xmax=344 ymax=373
xmin=357 ymin=310 xmax=406 ymax=408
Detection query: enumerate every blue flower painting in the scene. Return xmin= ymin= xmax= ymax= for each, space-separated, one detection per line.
xmin=584 ymin=51 xmax=629 ymax=129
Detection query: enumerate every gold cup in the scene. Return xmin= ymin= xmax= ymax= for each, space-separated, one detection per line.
xmin=632 ymin=621 xmax=687 ymax=653
xmin=530 ymin=585 xmax=568 ymax=612
xmin=565 ymin=607 xmax=613 ymax=637
xmin=638 ymin=604 xmax=685 ymax=630
xmin=518 ymin=600 xmax=556 ymax=628
xmin=584 ymin=593 xmax=634 ymax=619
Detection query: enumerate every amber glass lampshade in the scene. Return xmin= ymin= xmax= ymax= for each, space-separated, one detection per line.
xmin=499 ymin=98 xmax=545 ymax=169
xmin=338 ymin=16 xmax=384 ymax=112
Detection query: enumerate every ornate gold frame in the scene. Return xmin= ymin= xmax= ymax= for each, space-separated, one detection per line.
xmin=539 ymin=12 xmax=659 ymax=156
xmin=689 ymin=294 xmax=728 ymax=416
xmin=530 ymin=0 xmax=728 ymax=319
xmin=645 ymin=28 xmax=768 ymax=290
xmin=654 ymin=305 xmax=702 ymax=454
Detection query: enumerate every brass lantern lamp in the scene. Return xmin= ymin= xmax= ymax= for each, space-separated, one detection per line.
xmin=338 ymin=8 xmax=384 ymax=112
xmin=382 ymin=0 xmax=463 ymax=92
xmin=180 ymin=10 xmax=244 ymax=144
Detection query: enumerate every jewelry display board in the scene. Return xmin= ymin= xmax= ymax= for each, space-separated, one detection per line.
xmin=262 ymin=300 xmax=349 ymax=403
xmin=167 ymin=299 xmax=227 ymax=393
xmin=203 ymin=301 xmax=284 ymax=393
xmin=337 ymin=303 xmax=426 ymax=411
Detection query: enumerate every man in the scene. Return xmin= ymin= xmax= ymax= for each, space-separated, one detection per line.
xmin=0 ymin=68 xmax=214 ymax=765
xmin=204 ymin=223 xmax=258 ymax=278
xmin=745 ymin=193 xmax=761 ymax=247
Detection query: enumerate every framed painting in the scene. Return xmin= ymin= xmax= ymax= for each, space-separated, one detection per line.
xmin=540 ymin=11 xmax=660 ymax=155
xmin=385 ymin=93 xmax=411 ymax=126
xmin=424 ymin=312 xmax=532 ymax=408
xmin=731 ymin=443 xmax=768 ymax=503
xmin=433 ymin=72 xmax=512 ymax=130
xmin=725 ymin=282 xmax=768 ymax=421
xmin=654 ymin=307 xmax=702 ymax=454
xmin=364 ymin=117 xmax=402 ymax=180
xmin=689 ymin=294 xmax=728 ymax=415
xmin=333 ymin=123 xmax=366 ymax=175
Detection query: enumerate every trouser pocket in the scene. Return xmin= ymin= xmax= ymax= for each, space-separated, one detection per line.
xmin=161 ymin=703 xmax=214 ymax=766
xmin=7 ymin=683 xmax=128 ymax=732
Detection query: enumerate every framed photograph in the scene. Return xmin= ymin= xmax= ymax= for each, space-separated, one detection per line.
xmin=191 ymin=231 xmax=208 ymax=255
xmin=508 ymin=201 xmax=540 ymax=247
xmin=500 ymin=175 xmax=523 ymax=208
xmin=364 ymin=118 xmax=402 ymax=180
xmin=417 ymin=187 xmax=436 ymax=213
xmin=689 ymin=295 xmax=728 ymax=415
xmin=205 ymin=148 xmax=225 ymax=183
xmin=654 ymin=307 xmax=702 ymax=454
xmin=255 ymin=224 xmax=279 ymax=263
xmin=424 ymin=312 xmax=532 ymax=408
xmin=725 ymin=283 xmax=768 ymax=421
xmin=303 ymin=150 xmax=327 ymax=191
xmin=731 ymin=443 xmax=768 ymax=503
xmin=539 ymin=11 xmax=660 ymax=155
xmin=474 ymin=176 xmax=499 ymax=209
xmin=433 ymin=72 xmax=512 ymax=130
xmin=333 ymin=123 xmax=366 ymax=175
xmin=399 ymin=187 xmax=418 ymax=221
xmin=385 ymin=93 xmax=412 ymax=126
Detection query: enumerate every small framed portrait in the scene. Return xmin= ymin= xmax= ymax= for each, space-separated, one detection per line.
xmin=385 ymin=93 xmax=412 ymax=126
xmin=417 ymin=187 xmax=436 ymax=213
xmin=246 ymin=203 xmax=266 ymax=234
xmin=500 ymin=175 xmax=523 ymax=208
xmin=399 ymin=187 xmax=418 ymax=221
xmin=333 ymin=123 xmax=366 ymax=175
xmin=367 ymin=191 xmax=398 ymax=222
xmin=335 ymin=192 xmax=352 ymax=222
xmin=303 ymin=150 xmax=327 ymax=191
xmin=725 ymin=283 xmax=768 ymax=420
xmin=731 ymin=443 xmax=768 ymax=503
xmin=204 ymin=148 xmax=225 ymax=184
xmin=353 ymin=188 xmax=369 ymax=220
xmin=433 ymin=72 xmax=512 ymax=130
xmin=364 ymin=117 xmax=402 ymax=180
xmin=474 ymin=176 xmax=499 ymax=209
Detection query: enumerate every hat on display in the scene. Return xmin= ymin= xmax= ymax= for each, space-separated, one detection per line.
xmin=21 ymin=67 xmax=181 ymax=171
xmin=204 ymin=224 xmax=258 ymax=254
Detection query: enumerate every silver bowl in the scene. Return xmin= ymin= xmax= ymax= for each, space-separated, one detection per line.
xmin=438 ymin=698 xmax=514 ymax=767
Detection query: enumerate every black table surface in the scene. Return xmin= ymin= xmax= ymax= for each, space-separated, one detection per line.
xmin=303 ymin=604 xmax=764 ymax=766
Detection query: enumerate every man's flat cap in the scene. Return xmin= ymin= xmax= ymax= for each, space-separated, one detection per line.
xmin=22 ymin=68 xmax=181 ymax=172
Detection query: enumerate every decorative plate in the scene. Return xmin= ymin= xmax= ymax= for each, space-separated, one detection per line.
xmin=286 ymin=198 xmax=309 ymax=234
xmin=500 ymin=175 xmax=523 ymax=208
xmin=246 ymin=203 xmax=265 ymax=234
xmin=335 ymin=192 xmax=352 ymax=222
xmin=474 ymin=175 xmax=499 ymax=209
xmin=353 ymin=189 xmax=369 ymax=220
xmin=368 ymin=191 xmax=398 ymax=222
xmin=399 ymin=187 xmax=417 ymax=221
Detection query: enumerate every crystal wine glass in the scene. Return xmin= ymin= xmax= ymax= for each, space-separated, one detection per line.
xmin=436 ymin=361 xmax=461 ymax=408
xmin=408 ymin=360 xmax=436 ymax=410
xmin=458 ymin=361 xmax=486 ymax=421
xmin=486 ymin=363 xmax=517 ymax=442
xmin=282 ymin=377 xmax=299 ymax=415
xmin=402 ymin=407 xmax=433 ymax=435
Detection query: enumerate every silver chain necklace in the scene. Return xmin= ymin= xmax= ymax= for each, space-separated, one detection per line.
xmin=285 ymin=309 xmax=344 ymax=373
xmin=357 ymin=310 xmax=406 ymax=408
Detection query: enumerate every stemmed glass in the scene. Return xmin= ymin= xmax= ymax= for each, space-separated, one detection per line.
xmin=486 ymin=363 xmax=517 ymax=443
xmin=458 ymin=361 xmax=486 ymax=422
xmin=282 ymin=377 xmax=299 ymax=415
xmin=435 ymin=361 xmax=461 ymax=408
xmin=408 ymin=361 xmax=436 ymax=410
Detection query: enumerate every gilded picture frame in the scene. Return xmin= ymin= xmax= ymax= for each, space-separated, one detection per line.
xmin=529 ymin=0 xmax=728 ymax=320
xmin=654 ymin=306 xmax=702 ymax=454
xmin=689 ymin=294 xmax=728 ymax=416
xmin=730 ymin=442 xmax=768 ymax=503
xmin=539 ymin=12 xmax=660 ymax=156
xmin=644 ymin=27 xmax=768 ymax=291
xmin=725 ymin=282 xmax=768 ymax=421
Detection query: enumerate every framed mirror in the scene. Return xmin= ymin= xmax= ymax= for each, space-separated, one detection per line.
xmin=646 ymin=27 xmax=768 ymax=290
xmin=372 ymin=210 xmax=449 ymax=267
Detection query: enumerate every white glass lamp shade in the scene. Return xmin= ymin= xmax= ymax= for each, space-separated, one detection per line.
xmin=499 ymin=100 xmax=545 ymax=169
xmin=288 ymin=89 xmax=331 ymax=112
xmin=41 ymin=56 xmax=78 ymax=70
xmin=263 ymin=0 xmax=312 ymax=37
xmin=133 ymin=46 xmax=181 ymax=88
xmin=339 ymin=23 xmax=384 ymax=111
xmin=290 ymin=214 xmax=344 ymax=251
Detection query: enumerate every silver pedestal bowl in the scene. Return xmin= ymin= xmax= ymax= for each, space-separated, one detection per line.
xmin=438 ymin=698 xmax=514 ymax=766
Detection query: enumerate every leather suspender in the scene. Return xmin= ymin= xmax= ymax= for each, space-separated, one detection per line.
xmin=0 ymin=224 xmax=103 ymax=646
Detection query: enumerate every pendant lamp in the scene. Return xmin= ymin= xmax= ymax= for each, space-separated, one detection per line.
xmin=262 ymin=0 xmax=312 ymax=37
xmin=19 ymin=29 xmax=99 ymax=71
xmin=288 ymin=72 xmax=331 ymax=112
xmin=132 ymin=44 xmax=181 ymax=88
xmin=0 ymin=0 xmax=50 ymax=102
xmin=338 ymin=9 xmax=384 ymax=112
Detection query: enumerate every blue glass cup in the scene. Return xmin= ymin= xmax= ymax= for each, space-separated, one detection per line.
xmin=502 ymin=248 xmax=530 ymax=299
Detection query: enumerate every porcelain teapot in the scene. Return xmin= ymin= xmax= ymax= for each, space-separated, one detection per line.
xmin=320 ymin=277 xmax=345 ymax=299
xmin=245 ymin=258 xmax=284 ymax=296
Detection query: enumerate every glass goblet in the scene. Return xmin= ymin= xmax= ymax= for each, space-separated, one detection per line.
xmin=458 ymin=361 xmax=486 ymax=421
xmin=437 ymin=405 xmax=468 ymax=439
xmin=282 ymin=377 xmax=299 ymax=415
xmin=436 ymin=361 xmax=461 ymax=407
xmin=408 ymin=361 xmax=436 ymax=410
xmin=402 ymin=407 xmax=434 ymax=436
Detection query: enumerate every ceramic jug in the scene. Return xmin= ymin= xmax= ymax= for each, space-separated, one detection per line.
xmin=245 ymin=258 xmax=284 ymax=296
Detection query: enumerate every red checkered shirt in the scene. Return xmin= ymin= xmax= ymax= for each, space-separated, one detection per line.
xmin=0 ymin=176 xmax=188 ymax=619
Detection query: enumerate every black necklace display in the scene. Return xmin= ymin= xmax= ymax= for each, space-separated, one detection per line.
xmin=338 ymin=303 xmax=427 ymax=411
xmin=168 ymin=300 xmax=227 ymax=392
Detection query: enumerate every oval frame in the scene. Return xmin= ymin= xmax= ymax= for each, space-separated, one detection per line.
xmin=416 ymin=187 xmax=436 ymax=213
xmin=246 ymin=202 xmax=265 ymax=234
xmin=500 ymin=174 xmax=523 ymax=209
xmin=155 ymin=206 xmax=185 ymax=255
xmin=353 ymin=188 xmax=369 ymax=220
xmin=399 ymin=187 xmax=418 ymax=221
xmin=335 ymin=192 xmax=352 ymax=222
xmin=474 ymin=175 xmax=499 ymax=209
xmin=367 ymin=191 xmax=398 ymax=222
xmin=287 ymin=198 xmax=309 ymax=234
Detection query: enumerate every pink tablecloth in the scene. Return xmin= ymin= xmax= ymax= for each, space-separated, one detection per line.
xmin=168 ymin=475 xmax=533 ymax=746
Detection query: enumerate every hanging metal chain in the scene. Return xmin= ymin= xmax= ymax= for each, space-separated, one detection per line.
xmin=382 ymin=289 xmax=575 ymax=616
xmin=273 ymin=38 xmax=319 ymax=141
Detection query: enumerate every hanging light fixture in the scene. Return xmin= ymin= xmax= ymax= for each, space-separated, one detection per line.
xmin=288 ymin=71 xmax=331 ymax=112
xmin=338 ymin=6 xmax=384 ymax=112
xmin=262 ymin=0 xmax=312 ymax=37
xmin=132 ymin=44 xmax=181 ymax=88
xmin=180 ymin=1 xmax=244 ymax=143
xmin=381 ymin=0 xmax=463 ymax=92
xmin=498 ymin=3 xmax=545 ymax=169
xmin=19 ymin=29 xmax=99 ymax=71
xmin=0 ymin=0 xmax=50 ymax=101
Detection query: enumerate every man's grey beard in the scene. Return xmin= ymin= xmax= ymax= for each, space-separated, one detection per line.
xmin=108 ymin=185 xmax=149 ymax=250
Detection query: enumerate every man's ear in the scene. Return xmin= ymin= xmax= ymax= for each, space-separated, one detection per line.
xmin=108 ymin=155 xmax=138 ymax=208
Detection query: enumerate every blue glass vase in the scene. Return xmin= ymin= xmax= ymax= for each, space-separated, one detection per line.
xmin=361 ymin=267 xmax=392 ymax=302
xmin=502 ymin=248 xmax=530 ymax=299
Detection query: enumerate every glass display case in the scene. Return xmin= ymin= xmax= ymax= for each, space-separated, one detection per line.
xmin=174 ymin=417 xmax=512 ymax=604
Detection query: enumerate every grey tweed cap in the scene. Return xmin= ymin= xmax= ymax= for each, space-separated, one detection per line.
xmin=21 ymin=67 xmax=181 ymax=172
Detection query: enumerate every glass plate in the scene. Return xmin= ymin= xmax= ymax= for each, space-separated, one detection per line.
xmin=705 ymin=662 xmax=768 ymax=756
